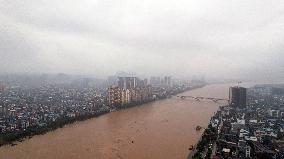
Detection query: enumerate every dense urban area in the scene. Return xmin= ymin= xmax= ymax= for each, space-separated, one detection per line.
xmin=0 ymin=74 xmax=204 ymax=146
xmin=191 ymin=84 xmax=284 ymax=159
xmin=1 ymin=74 xmax=284 ymax=159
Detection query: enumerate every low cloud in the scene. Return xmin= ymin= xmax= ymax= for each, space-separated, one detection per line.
xmin=0 ymin=0 xmax=283 ymax=81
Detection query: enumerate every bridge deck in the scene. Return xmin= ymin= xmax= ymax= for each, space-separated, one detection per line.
xmin=177 ymin=95 xmax=229 ymax=102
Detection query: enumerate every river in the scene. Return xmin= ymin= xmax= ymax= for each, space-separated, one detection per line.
xmin=0 ymin=84 xmax=240 ymax=159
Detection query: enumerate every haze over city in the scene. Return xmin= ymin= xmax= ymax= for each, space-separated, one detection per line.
xmin=0 ymin=0 xmax=283 ymax=81
xmin=2 ymin=1 xmax=284 ymax=159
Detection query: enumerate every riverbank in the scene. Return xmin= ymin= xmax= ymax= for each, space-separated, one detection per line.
xmin=1 ymin=83 xmax=229 ymax=159
xmin=188 ymin=106 xmax=222 ymax=159
xmin=0 ymin=85 xmax=205 ymax=147
xmin=0 ymin=109 xmax=110 ymax=147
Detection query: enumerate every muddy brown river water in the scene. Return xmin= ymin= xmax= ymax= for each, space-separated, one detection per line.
xmin=0 ymin=84 xmax=245 ymax=159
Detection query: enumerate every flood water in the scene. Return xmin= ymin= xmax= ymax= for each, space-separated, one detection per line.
xmin=0 ymin=84 xmax=236 ymax=159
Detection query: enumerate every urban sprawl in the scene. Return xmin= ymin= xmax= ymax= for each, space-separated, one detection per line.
xmin=0 ymin=74 xmax=204 ymax=146
xmin=192 ymin=84 xmax=284 ymax=159
xmin=1 ymin=74 xmax=284 ymax=159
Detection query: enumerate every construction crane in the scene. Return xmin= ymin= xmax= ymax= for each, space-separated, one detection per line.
xmin=237 ymin=81 xmax=242 ymax=87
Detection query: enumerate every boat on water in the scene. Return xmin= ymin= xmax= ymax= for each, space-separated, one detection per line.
xmin=196 ymin=126 xmax=202 ymax=131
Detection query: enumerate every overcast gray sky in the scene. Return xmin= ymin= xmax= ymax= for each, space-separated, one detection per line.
xmin=0 ymin=0 xmax=283 ymax=81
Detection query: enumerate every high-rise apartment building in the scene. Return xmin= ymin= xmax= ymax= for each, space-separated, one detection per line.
xmin=229 ymin=86 xmax=247 ymax=108
xmin=164 ymin=76 xmax=172 ymax=87
xmin=150 ymin=77 xmax=161 ymax=86
xmin=108 ymin=77 xmax=152 ymax=107
xmin=121 ymin=89 xmax=131 ymax=105
xmin=118 ymin=77 xmax=138 ymax=89
xmin=150 ymin=76 xmax=172 ymax=87
xmin=108 ymin=86 xmax=121 ymax=107
xmin=0 ymin=84 xmax=5 ymax=91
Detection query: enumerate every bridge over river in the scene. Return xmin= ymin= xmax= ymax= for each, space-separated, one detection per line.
xmin=177 ymin=95 xmax=229 ymax=103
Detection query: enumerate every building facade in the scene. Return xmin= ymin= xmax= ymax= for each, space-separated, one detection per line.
xmin=108 ymin=86 xmax=121 ymax=107
xmin=164 ymin=76 xmax=172 ymax=87
xmin=118 ymin=77 xmax=138 ymax=90
xmin=108 ymin=77 xmax=152 ymax=108
xmin=121 ymin=89 xmax=131 ymax=105
xmin=229 ymin=86 xmax=247 ymax=108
